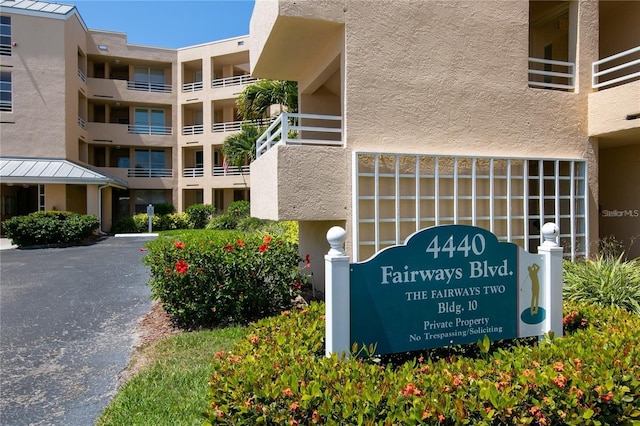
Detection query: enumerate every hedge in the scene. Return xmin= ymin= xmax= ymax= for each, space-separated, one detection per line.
xmin=206 ymin=302 xmax=640 ymax=425
xmin=2 ymin=211 xmax=100 ymax=247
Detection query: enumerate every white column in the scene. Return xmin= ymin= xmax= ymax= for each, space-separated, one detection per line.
xmin=324 ymin=226 xmax=350 ymax=358
xmin=538 ymin=222 xmax=564 ymax=337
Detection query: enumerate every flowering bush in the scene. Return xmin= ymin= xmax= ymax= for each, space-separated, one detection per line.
xmin=143 ymin=231 xmax=308 ymax=328
xmin=206 ymin=302 xmax=640 ymax=425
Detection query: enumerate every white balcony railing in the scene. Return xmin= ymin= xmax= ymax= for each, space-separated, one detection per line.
xmin=212 ymin=117 xmax=273 ymax=133
xmin=182 ymin=81 xmax=203 ymax=92
xmin=528 ymin=58 xmax=575 ymax=91
xmin=212 ymin=74 xmax=257 ymax=88
xmin=183 ymin=167 xmax=204 ymax=178
xmin=127 ymin=124 xmax=172 ymax=135
xmin=77 ymin=68 xmax=86 ymax=83
xmin=213 ymin=165 xmax=250 ymax=176
xmin=127 ymin=80 xmax=172 ymax=93
xmin=182 ymin=124 xmax=204 ymax=135
xmin=256 ymin=113 xmax=343 ymax=158
xmin=77 ymin=116 xmax=87 ymax=129
xmin=128 ymin=168 xmax=173 ymax=178
xmin=593 ymin=45 xmax=640 ymax=89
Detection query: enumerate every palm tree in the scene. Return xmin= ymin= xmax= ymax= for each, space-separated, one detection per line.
xmin=222 ymin=123 xmax=261 ymax=168
xmin=236 ymin=80 xmax=298 ymax=121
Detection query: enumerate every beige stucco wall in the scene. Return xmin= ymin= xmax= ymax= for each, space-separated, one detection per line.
xmin=588 ymin=80 xmax=640 ymax=137
xmin=0 ymin=14 xmax=68 ymax=158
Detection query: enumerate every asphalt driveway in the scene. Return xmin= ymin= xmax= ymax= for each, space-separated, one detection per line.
xmin=0 ymin=236 xmax=157 ymax=426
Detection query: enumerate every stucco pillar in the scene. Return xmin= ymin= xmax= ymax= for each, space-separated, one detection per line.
xmin=86 ymin=185 xmax=99 ymax=216
xmin=574 ymin=0 xmax=599 ymax=94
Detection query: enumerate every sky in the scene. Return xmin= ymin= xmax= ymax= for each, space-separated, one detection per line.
xmin=64 ymin=0 xmax=256 ymax=49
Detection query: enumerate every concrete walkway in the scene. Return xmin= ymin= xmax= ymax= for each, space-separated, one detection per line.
xmin=0 ymin=237 xmax=18 ymax=250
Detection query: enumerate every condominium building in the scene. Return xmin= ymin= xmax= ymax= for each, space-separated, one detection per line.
xmin=248 ymin=0 xmax=639 ymax=286
xmin=0 ymin=0 xmax=253 ymax=232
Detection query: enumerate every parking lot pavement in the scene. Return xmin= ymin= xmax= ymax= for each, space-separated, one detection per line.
xmin=0 ymin=236 xmax=157 ymax=426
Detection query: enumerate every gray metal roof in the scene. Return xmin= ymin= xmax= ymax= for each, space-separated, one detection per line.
xmin=0 ymin=0 xmax=74 ymax=15
xmin=0 ymin=158 xmax=128 ymax=188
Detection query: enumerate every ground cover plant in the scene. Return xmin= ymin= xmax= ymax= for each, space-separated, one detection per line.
xmin=144 ymin=229 xmax=309 ymax=329
xmin=206 ymin=301 xmax=640 ymax=425
xmin=2 ymin=210 xmax=100 ymax=247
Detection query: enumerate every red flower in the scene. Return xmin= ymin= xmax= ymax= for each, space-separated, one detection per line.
xmin=259 ymin=244 xmax=269 ymax=253
xmin=282 ymin=388 xmax=293 ymax=397
xmin=174 ymin=241 xmax=185 ymax=249
xmin=237 ymin=239 xmax=245 ymax=247
xmin=175 ymin=260 xmax=189 ymax=274
xmin=304 ymin=254 xmax=311 ymax=269
xmin=263 ymin=234 xmax=272 ymax=244
xmin=139 ymin=247 xmax=147 ymax=252
xmin=223 ymin=244 xmax=234 ymax=252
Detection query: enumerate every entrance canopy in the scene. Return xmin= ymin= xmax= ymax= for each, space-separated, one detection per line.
xmin=0 ymin=157 xmax=127 ymax=188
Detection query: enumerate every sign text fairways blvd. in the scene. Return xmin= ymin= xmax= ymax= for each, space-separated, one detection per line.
xmin=350 ymin=225 xmax=535 ymax=355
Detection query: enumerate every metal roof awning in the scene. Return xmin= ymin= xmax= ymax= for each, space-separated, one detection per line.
xmin=0 ymin=157 xmax=128 ymax=188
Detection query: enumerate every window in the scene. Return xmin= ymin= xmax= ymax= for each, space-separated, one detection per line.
xmin=132 ymin=66 xmax=168 ymax=92
xmin=0 ymin=16 xmax=11 ymax=56
xmin=132 ymin=108 xmax=167 ymax=134
xmin=134 ymin=149 xmax=166 ymax=176
xmin=0 ymin=71 xmax=11 ymax=112
xmin=133 ymin=190 xmax=167 ymax=213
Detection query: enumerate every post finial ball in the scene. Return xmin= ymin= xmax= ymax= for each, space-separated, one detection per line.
xmin=326 ymin=226 xmax=346 ymax=256
xmin=541 ymin=222 xmax=559 ymax=247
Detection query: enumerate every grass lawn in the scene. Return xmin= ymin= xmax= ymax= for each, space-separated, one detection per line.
xmin=97 ymin=327 xmax=245 ymax=426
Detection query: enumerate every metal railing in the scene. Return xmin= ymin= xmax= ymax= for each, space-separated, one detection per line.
xmin=213 ymin=165 xmax=250 ymax=176
xmin=127 ymin=124 xmax=172 ymax=135
xmin=212 ymin=117 xmax=273 ymax=133
xmin=127 ymin=80 xmax=172 ymax=93
xmin=182 ymin=81 xmax=203 ymax=92
xmin=593 ymin=45 xmax=640 ymax=89
xmin=77 ymin=116 xmax=87 ymax=129
xmin=183 ymin=167 xmax=204 ymax=177
xmin=127 ymin=168 xmax=173 ymax=178
xmin=256 ymin=113 xmax=343 ymax=158
xmin=182 ymin=124 xmax=204 ymax=135
xmin=77 ymin=68 xmax=86 ymax=83
xmin=0 ymin=43 xmax=11 ymax=56
xmin=528 ymin=58 xmax=575 ymax=91
xmin=212 ymin=74 xmax=256 ymax=88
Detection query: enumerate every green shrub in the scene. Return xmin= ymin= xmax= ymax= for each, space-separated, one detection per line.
xmin=109 ymin=217 xmax=137 ymax=234
xmin=2 ymin=211 xmax=99 ymax=247
xmin=186 ymin=204 xmax=216 ymax=229
xmin=206 ymin=302 xmax=640 ymax=425
xmin=143 ymin=232 xmax=308 ymax=329
xmin=152 ymin=202 xmax=176 ymax=216
xmin=564 ymin=255 xmax=640 ymax=314
xmin=236 ymin=216 xmax=267 ymax=232
xmin=208 ymin=214 xmax=239 ymax=230
xmin=133 ymin=212 xmax=190 ymax=232
xmin=226 ymin=200 xmax=250 ymax=218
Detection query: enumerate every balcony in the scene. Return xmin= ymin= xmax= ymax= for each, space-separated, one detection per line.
xmin=127 ymin=81 xmax=172 ymax=93
xmin=211 ymin=74 xmax=256 ymax=88
xmin=588 ymin=45 xmax=640 ymax=139
xmin=213 ymin=165 xmax=249 ymax=176
xmin=592 ymin=45 xmax=640 ymax=90
xmin=77 ymin=68 xmax=86 ymax=83
xmin=250 ymin=112 xmax=346 ymax=221
xmin=528 ymin=58 xmax=575 ymax=91
xmin=128 ymin=124 xmax=172 ymax=135
xmin=77 ymin=116 xmax=87 ymax=129
xmin=255 ymin=113 xmax=342 ymax=158
xmin=212 ymin=117 xmax=273 ymax=133
xmin=128 ymin=168 xmax=173 ymax=178
xmin=87 ymin=77 xmax=173 ymax=103
xmin=182 ymin=124 xmax=204 ymax=135
xmin=182 ymin=81 xmax=203 ymax=92
xmin=86 ymin=122 xmax=174 ymax=146
xmin=183 ymin=167 xmax=204 ymax=178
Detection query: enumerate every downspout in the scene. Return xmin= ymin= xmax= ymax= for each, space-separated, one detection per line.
xmin=98 ymin=184 xmax=108 ymax=235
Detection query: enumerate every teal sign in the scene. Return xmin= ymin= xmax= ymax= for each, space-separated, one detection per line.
xmin=350 ymin=225 xmax=545 ymax=355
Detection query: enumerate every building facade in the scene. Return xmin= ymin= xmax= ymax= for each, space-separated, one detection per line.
xmin=248 ymin=0 xmax=640 ymax=287
xmin=0 ymin=0 xmax=253 ymax=231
